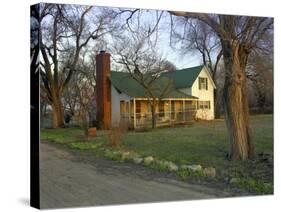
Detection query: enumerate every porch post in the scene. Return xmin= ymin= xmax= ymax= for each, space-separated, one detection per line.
xmin=169 ymin=99 xmax=172 ymax=125
xmin=128 ymin=100 xmax=131 ymax=124
xmin=183 ymin=100 xmax=185 ymax=122
xmin=133 ymin=98 xmax=136 ymax=129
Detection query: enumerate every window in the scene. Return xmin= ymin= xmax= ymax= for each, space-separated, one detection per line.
xmin=120 ymin=101 xmax=129 ymax=116
xmin=199 ymin=77 xmax=208 ymax=90
xmin=198 ymin=101 xmax=210 ymax=109
xmin=159 ymin=101 xmax=165 ymax=117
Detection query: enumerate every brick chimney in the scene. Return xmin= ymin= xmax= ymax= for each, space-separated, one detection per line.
xmin=96 ymin=50 xmax=111 ymax=129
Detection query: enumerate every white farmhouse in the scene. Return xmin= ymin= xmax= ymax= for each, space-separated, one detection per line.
xmin=95 ymin=51 xmax=216 ymax=129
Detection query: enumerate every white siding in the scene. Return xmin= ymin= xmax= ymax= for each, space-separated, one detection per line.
xmin=111 ymin=85 xmax=131 ymax=126
xmin=191 ymin=67 xmax=215 ymax=120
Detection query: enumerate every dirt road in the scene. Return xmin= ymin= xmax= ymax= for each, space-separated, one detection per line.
xmin=40 ymin=142 xmax=231 ymax=209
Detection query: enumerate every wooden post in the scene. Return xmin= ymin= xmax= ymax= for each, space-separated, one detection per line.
xmin=128 ymin=100 xmax=131 ymax=124
xmin=183 ymin=100 xmax=185 ymax=122
xmin=133 ymin=98 xmax=136 ymax=129
xmin=169 ymin=99 xmax=172 ymax=125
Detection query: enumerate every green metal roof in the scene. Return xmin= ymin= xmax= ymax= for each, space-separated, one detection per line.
xmin=109 ymin=71 xmax=198 ymax=99
xmin=161 ymin=65 xmax=204 ymax=88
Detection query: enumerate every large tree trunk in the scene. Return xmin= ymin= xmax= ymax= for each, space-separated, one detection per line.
xmin=221 ymin=40 xmax=255 ymax=160
xmin=214 ymin=89 xmax=222 ymax=119
xmin=51 ymin=93 xmax=64 ymax=128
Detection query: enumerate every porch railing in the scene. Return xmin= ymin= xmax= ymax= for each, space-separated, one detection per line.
xmin=121 ymin=109 xmax=197 ymax=129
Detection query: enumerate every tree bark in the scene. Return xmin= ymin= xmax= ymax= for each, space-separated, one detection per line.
xmin=51 ymin=92 xmax=64 ymax=128
xmin=221 ymin=39 xmax=255 ymax=160
xmin=214 ymin=89 xmax=221 ymax=119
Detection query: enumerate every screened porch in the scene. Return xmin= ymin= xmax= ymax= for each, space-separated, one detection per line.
xmin=120 ymin=98 xmax=198 ymax=129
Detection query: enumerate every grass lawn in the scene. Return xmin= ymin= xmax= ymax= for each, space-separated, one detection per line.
xmin=122 ymin=115 xmax=273 ymax=165
xmin=40 ymin=114 xmax=273 ymax=194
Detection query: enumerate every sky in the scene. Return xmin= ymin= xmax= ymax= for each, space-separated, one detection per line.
xmin=91 ymin=5 xmax=204 ymax=69
xmin=113 ymin=7 xmax=203 ymax=69
xmin=39 ymin=4 xmax=204 ymax=71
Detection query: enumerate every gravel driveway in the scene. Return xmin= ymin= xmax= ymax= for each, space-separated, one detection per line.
xmin=40 ymin=141 xmax=231 ymax=209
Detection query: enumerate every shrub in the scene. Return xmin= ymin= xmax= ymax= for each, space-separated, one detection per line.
xmin=69 ymin=142 xmax=102 ymax=151
xmin=176 ymin=167 xmax=205 ymax=180
xmin=120 ymin=151 xmax=138 ymax=162
xmin=143 ymin=156 xmax=154 ymax=166
xmin=148 ymin=160 xmax=169 ymax=172
xmin=106 ymin=125 xmax=126 ymax=147
xmin=104 ymin=149 xmax=122 ymax=161
xmin=155 ymin=160 xmax=169 ymax=172
xmin=176 ymin=169 xmax=191 ymax=180
xmin=235 ymin=178 xmax=273 ymax=194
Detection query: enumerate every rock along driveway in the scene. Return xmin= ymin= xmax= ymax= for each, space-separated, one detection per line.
xmin=40 ymin=141 xmax=231 ymax=209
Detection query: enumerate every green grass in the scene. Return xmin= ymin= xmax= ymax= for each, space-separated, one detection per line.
xmin=176 ymin=168 xmax=205 ymax=181
xmin=40 ymin=114 xmax=273 ymax=194
xmin=121 ymin=115 xmax=273 ymax=166
xmin=40 ymin=127 xmax=106 ymax=151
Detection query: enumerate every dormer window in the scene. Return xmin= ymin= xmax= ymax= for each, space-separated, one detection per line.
xmin=199 ymin=77 xmax=208 ymax=90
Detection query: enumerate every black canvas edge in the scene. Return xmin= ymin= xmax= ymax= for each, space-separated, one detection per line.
xmin=30 ymin=3 xmax=40 ymax=209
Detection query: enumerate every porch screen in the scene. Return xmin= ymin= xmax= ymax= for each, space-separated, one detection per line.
xmin=159 ymin=102 xmax=165 ymax=117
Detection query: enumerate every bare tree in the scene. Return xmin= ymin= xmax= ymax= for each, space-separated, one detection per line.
xmin=30 ymin=5 xmax=40 ymax=75
xmin=39 ymin=4 xmax=115 ymax=128
xmin=75 ymin=75 xmax=96 ymax=138
xmin=62 ymin=48 xmax=97 ymax=132
xmin=101 ymin=8 xmax=274 ymax=160
xmin=161 ymin=60 xmax=177 ymax=72
xmin=112 ymin=34 xmax=174 ymax=128
xmin=170 ymin=11 xmax=273 ymax=160
xmin=172 ymin=19 xmax=223 ymax=118
xmin=247 ymin=52 xmax=273 ymax=112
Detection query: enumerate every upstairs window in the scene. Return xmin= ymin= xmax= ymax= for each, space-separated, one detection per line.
xmin=199 ymin=77 xmax=208 ymax=90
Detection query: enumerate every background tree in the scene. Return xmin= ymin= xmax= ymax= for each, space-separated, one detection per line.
xmin=170 ymin=12 xmax=273 ymax=160
xmin=172 ymin=20 xmax=223 ymax=118
xmin=62 ymin=48 xmax=97 ymax=133
xmin=246 ymin=51 xmax=273 ymax=113
xmin=112 ymin=34 xmax=175 ymax=128
xmin=30 ymin=5 xmax=40 ymax=76
xmin=74 ymin=74 xmax=96 ymax=138
xmin=161 ymin=60 xmax=177 ymax=72
xmin=39 ymin=4 xmax=115 ymax=128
